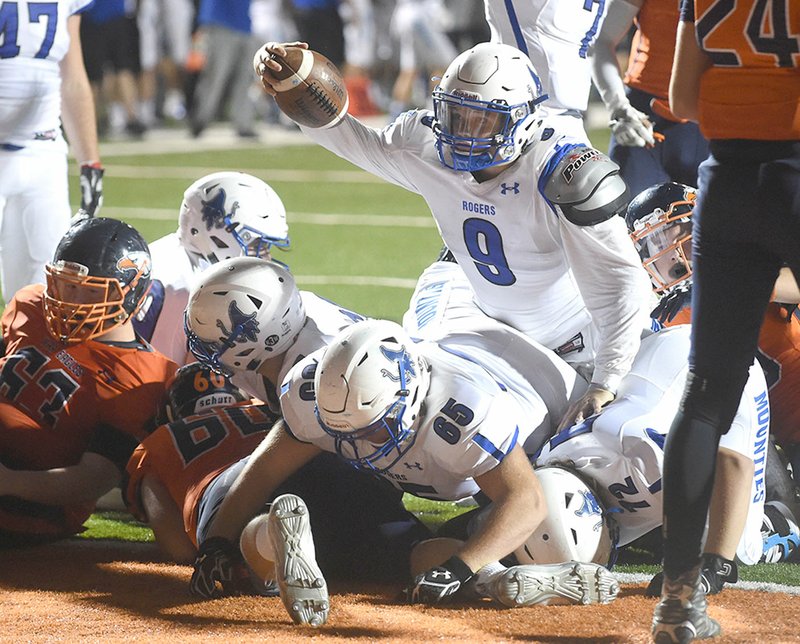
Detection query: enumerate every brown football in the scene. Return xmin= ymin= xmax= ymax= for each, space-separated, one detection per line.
xmin=260 ymin=47 xmax=349 ymax=129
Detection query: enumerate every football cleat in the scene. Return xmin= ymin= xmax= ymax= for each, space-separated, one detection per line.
xmin=652 ymin=567 xmax=721 ymax=644
xmin=267 ymin=494 xmax=329 ymax=627
xmin=760 ymin=501 xmax=800 ymax=563
xmin=488 ymin=562 xmax=619 ymax=607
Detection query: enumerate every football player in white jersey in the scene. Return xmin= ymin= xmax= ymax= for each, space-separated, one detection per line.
xmin=0 ymin=0 xmax=103 ymax=302
xmin=184 ymin=258 xmax=432 ymax=625
xmin=254 ymin=41 xmax=653 ymax=432
xmin=483 ymin=0 xmax=607 ymax=141
xmin=196 ymin=318 xmax=618 ymax=612
xmin=133 ymin=171 xmax=290 ymax=364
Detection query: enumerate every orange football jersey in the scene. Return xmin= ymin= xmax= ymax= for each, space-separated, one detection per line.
xmin=125 ymin=404 xmax=275 ymax=547
xmin=624 ymin=0 xmax=680 ymax=103
xmin=692 ymin=0 xmax=800 ymax=140
xmin=665 ymin=302 xmax=800 ymax=446
xmin=0 ymin=285 xmax=177 ymax=536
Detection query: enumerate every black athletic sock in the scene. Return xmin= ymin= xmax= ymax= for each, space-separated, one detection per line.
xmin=662 ymin=410 xmax=723 ymax=578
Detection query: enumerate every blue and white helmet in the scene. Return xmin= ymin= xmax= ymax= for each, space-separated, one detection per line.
xmin=178 ymin=171 xmax=289 ymax=267
xmin=432 ymin=42 xmax=547 ymax=172
xmin=514 ymin=466 xmax=616 ymax=567
xmin=314 ymin=320 xmax=430 ymax=472
xmin=184 ymin=257 xmax=305 ymax=376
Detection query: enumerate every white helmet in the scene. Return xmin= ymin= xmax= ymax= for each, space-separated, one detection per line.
xmin=432 ymin=42 xmax=547 ymax=172
xmin=514 ymin=466 xmax=616 ymax=567
xmin=314 ymin=319 xmax=430 ymax=472
xmin=178 ymin=171 xmax=289 ymax=266
xmin=184 ymin=257 xmax=306 ymax=376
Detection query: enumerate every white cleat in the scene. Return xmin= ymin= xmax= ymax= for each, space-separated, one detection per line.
xmin=267 ymin=494 xmax=329 ymax=626
xmin=490 ymin=562 xmax=620 ymax=607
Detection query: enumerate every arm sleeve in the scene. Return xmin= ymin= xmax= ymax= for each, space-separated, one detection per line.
xmin=299 ymin=112 xmax=425 ymax=193
xmin=559 ymin=216 xmax=653 ymax=392
xmin=589 ymin=0 xmax=642 ymax=110
xmin=679 ymin=0 xmax=695 ymax=21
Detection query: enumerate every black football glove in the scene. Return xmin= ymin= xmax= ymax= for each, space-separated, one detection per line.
xmin=650 ymin=281 xmax=692 ymax=324
xmin=403 ymin=555 xmax=474 ymax=605
xmin=77 ymin=163 xmax=104 ymax=219
xmin=190 ymin=536 xmax=251 ymax=599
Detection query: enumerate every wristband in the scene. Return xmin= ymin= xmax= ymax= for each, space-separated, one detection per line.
xmin=442 ymin=555 xmax=474 ymax=583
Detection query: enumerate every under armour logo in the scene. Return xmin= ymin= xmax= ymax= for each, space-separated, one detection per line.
xmin=500 ymin=182 xmax=520 ymax=195
xmin=430 ymin=569 xmax=453 ymax=580
xmin=404 ymin=462 xmax=423 ymax=470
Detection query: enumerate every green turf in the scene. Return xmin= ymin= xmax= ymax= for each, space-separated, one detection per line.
xmin=43 ymin=125 xmax=795 ymax=588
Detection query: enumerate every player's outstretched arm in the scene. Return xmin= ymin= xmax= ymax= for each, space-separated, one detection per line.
xmin=190 ymin=421 xmax=321 ymax=598
xmin=0 ymin=452 xmax=120 ymax=505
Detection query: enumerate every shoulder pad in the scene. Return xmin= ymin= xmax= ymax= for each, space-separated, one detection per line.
xmin=542 ymin=146 xmax=630 ymax=226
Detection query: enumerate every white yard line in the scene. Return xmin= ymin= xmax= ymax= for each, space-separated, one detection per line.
xmin=613 ymin=572 xmax=800 ymax=595
xmin=295 ymin=275 xmax=418 ymax=289
xmin=101 ymin=205 xmax=434 ymax=227
xmin=91 ymin=164 xmax=385 ymax=184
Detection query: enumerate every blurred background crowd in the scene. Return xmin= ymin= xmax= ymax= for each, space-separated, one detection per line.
xmin=82 ymin=0 xmax=504 ymax=140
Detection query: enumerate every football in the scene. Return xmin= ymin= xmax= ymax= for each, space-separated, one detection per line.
xmin=254 ymin=46 xmax=349 ymax=129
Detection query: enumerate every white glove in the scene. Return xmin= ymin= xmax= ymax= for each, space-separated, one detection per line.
xmin=609 ymin=103 xmax=655 ymax=147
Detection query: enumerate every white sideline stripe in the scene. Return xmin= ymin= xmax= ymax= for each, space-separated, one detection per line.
xmin=296 ymin=275 xmax=417 ymax=289
xmin=86 ymin=164 xmax=385 ymax=184
xmin=100 ymin=206 xmax=434 ymax=228
xmin=614 ymin=572 xmax=800 ymax=595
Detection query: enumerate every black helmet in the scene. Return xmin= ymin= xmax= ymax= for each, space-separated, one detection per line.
xmin=44 ymin=217 xmax=152 ymax=343
xmin=625 ymin=182 xmax=696 ymax=293
xmin=166 ymin=362 xmax=248 ymax=422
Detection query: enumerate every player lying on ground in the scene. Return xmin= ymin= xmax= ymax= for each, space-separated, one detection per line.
xmin=196 ymin=318 xmax=619 ymax=623
xmin=0 ymin=218 xmax=176 ymax=544
xmin=182 ymin=258 xmax=431 ymax=626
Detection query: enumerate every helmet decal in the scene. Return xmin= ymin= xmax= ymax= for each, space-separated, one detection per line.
xmin=380 ymin=344 xmax=416 ymax=384
xmin=200 ymin=188 xmax=238 ymax=230
xmin=116 ymin=251 xmax=151 ymax=280
xmin=217 ymin=300 xmax=260 ymax=345
xmin=185 ymin=257 xmax=306 ymax=374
